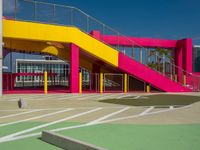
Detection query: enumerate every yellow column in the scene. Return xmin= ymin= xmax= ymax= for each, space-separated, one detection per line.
xmin=100 ymin=72 xmax=103 ymax=93
xmin=183 ymin=75 xmax=186 ymax=86
xmin=175 ymin=74 xmax=177 ymax=82
xmin=44 ymin=71 xmax=48 ymax=94
xmin=79 ymin=72 xmax=82 ymax=93
xmin=124 ymin=73 xmax=128 ymax=93
xmin=146 ymin=84 xmax=151 ymax=93
xmin=170 ymin=74 xmax=173 ymax=80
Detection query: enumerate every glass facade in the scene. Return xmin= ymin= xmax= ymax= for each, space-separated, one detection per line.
xmin=16 ymin=59 xmax=69 ymax=87
xmin=15 ymin=59 xmax=90 ymax=88
xmin=193 ymin=46 xmax=200 ymax=72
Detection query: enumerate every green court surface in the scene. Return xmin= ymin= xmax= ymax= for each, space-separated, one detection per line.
xmin=0 ymin=136 xmax=61 ymax=150
xmin=1 ymin=123 xmax=200 ymax=150
xmin=0 ymin=122 xmax=80 ymax=137
xmin=0 ymin=122 xmax=44 ymax=137
xmin=59 ymin=124 xmax=200 ymax=150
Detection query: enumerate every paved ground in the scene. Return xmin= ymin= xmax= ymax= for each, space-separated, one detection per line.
xmin=0 ymin=93 xmax=200 ymax=150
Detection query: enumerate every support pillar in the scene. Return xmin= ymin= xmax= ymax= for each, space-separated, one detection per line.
xmin=182 ymin=39 xmax=193 ymax=73
xmin=44 ymin=71 xmax=48 ymax=94
xmin=100 ymin=72 xmax=103 ymax=93
xmin=70 ymin=43 xmax=80 ymax=93
xmin=79 ymin=72 xmax=82 ymax=93
xmin=182 ymin=39 xmax=193 ymax=85
xmin=0 ymin=0 xmax=2 ymax=96
xmin=124 ymin=73 xmax=127 ymax=93
xmin=146 ymin=84 xmax=151 ymax=93
xmin=176 ymin=39 xmax=193 ymax=85
xmin=175 ymin=41 xmax=183 ymax=83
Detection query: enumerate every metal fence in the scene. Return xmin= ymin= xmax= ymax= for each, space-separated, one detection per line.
xmin=82 ymin=73 xmax=99 ymax=92
xmin=104 ymin=73 xmax=124 ymax=92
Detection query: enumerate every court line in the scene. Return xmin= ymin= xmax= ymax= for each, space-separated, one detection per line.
xmin=0 ymin=109 xmax=41 ymax=119
xmin=2 ymin=94 xmax=79 ymax=101
xmin=0 ymin=107 xmax=159 ymax=143
xmin=97 ymin=94 xmax=124 ymax=100
xmin=0 ymin=105 xmax=190 ymax=143
xmin=77 ymin=94 xmax=109 ymax=100
xmin=0 ymin=106 xmax=125 ymax=112
xmin=139 ymin=106 xmax=154 ymax=115
xmin=56 ymin=94 xmax=95 ymax=100
xmin=116 ymin=94 xmax=131 ymax=99
xmin=99 ymin=105 xmax=192 ymax=124
xmin=0 ymin=107 xmax=102 ymax=141
xmin=0 ymin=108 xmax=73 ymax=127
xmin=133 ymin=96 xmax=141 ymax=99
xmin=6 ymin=95 xmax=72 ymax=101
xmin=87 ymin=107 xmax=130 ymax=125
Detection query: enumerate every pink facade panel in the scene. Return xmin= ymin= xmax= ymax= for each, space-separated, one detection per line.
xmin=102 ymin=35 xmax=177 ymax=48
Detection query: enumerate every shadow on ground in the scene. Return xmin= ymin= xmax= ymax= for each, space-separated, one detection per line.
xmin=99 ymin=94 xmax=200 ymax=107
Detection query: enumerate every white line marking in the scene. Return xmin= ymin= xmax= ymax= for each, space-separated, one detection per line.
xmin=2 ymin=94 xmax=83 ymax=101
xmin=7 ymin=95 xmax=74 ymax=101
xmin=0 ymin=108 xmax=73 ymax=127
xmin=51 ymin=107 xmax=153 ymax=132
xmin=0 ymin=106 xmax=125 ymax=112
xmin=116 ymin=94 xmax=131 ymax=99
xmin=133 ymin=96 xmax=140 ymax=99
xmin=77 ymin=95 xmax=103 ymax=100
xmin=0 ymin=107 xmax=102 ymax=141
xmin=0 ymin=110 xmax=41 ymax=119
xmin=97 ymin=94 xmax=124 ymax=100
xmin=0 ymin=106 xmax=190 ymax=143
xmin=88 ymin=107 xmax=130 ymax=125
xmin=139 ymin=106 xmax=154 ymax=116
xmin=56 ymin=94 xmax=90 ymax=100
xmin=0 ymin=96 xmax=57 ymax=102
xmin=0 ymin=105 xmax=191 ymax=143
xmin=125 ymin=96 xmax=149 ymax=99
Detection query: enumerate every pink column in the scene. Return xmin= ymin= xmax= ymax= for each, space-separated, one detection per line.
xmin=175 ymin=41 xmax=183 ymax=83
xmin=176 ymin=39 xmax=193 ymax=84
xmin=70 ymin=43 xmax=79 ymax=93
xmin=183 ymin=39 xmax=193 ymax=73
xmin=182 ymin=39 xmax=193 ymax=85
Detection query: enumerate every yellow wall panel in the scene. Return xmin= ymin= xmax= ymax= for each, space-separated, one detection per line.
xmin=3 ymin=20 xmax=118 ymax=67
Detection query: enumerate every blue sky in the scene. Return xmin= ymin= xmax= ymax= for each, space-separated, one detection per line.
xmin=3 ymin=0 xmax=200 ymax=44
xmin=31 ymin=0 xmax=200 ymax=45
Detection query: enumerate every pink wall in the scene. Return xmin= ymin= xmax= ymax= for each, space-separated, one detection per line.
xmin=102 ymin=35 xmax=177 ymax=48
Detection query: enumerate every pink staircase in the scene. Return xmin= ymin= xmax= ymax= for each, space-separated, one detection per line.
xmin=118 ymin=53 xmax=192 ymax=92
